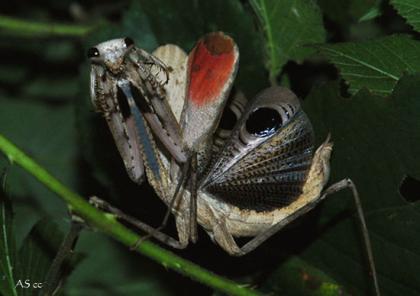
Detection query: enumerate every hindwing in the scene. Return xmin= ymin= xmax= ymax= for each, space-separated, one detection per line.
xmin=201 ymin=87 xmax=314 ymax=212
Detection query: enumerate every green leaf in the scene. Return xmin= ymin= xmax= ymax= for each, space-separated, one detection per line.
xmin=249 ymin=0 xmax=326 ymax=84
xmin=42 ymin=40 xmax=78 ymax=63
xmin=122 ymin=2 xmax=158 ymax=51
xmin=83 ymin=2 xmax=158 ymax=53
xmin=18 ymin=220 xmax=64 ymax=296
xmin=0 ymin=189 xmax=79 ymax=296
xmin=21 ymin=78 xmax=79 ymax=100
xmin=317 ymin=34 xmax=420 ymax=95
xmin=0 ymin=98 xmax=77 ymax=222
xmin=0 ymin=194 xmax=18 ymax=296
xmin=319 ymin=0 xmax=381 ymax=24
xmin=390 ymin=0 xmax=420 ymax=32
xmin=302 ymin=74 xmax=420 ymax=295
xmin=0 ymin=65 xmax=28 ymax=85
xmin=358 ymin=5 xmax=381 ymax=22
xmin=135 ymin=0 xmax=267 ymax=95
xmin=64 ymin=232 xmax=173 ymax=296
xmin=350 ymin=0 xmax=380 ymax=21
xmin=262 ymin=257 xmax=345 ymax=296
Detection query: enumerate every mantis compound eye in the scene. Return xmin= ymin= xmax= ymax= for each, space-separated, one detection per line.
xmin=245 ymin=107 xmax=282 ymax=137
xmin=124 ymin=37 xmax=135 ymax=47
xmin=87 ymin=47 xmax=100 ymax=59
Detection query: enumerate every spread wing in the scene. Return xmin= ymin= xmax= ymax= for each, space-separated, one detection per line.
xmin=200 ymin=86 xmax=315 ymax=212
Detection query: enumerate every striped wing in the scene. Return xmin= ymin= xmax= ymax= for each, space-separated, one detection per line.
xmin=200 ymin=87 xmax=314 ymax=212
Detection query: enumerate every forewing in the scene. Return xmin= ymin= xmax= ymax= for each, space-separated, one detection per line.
xmin=201 ymin=87 xmax=314 ymax=212
xmin=180 ymin=32 xmax=239 ymax=151
xmin=152 ymin=44 xmax=188 ymax=121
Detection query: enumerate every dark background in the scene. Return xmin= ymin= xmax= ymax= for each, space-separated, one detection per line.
xmin=0 ymin=1 xmax=419 ymax=295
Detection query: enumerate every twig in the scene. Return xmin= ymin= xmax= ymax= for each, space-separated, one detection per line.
xmin=0 ymin=134 xmax=261 ymax=296
xmin=0 ymin=14 xmax=98 ymax=37
xmin=41 ymin=218 xmax=84 ymax=296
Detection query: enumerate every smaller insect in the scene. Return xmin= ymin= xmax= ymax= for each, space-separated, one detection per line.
xmin=88 ymin=33 xmax=380 ymax=295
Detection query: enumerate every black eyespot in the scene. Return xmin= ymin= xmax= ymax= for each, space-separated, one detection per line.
xmin=124 ymin=37 xmax=134 ymax=47
xmin=246 ymin=107 xmax=282 ymax=137
xmin=87 ymin=47 xmax=100 ymax=58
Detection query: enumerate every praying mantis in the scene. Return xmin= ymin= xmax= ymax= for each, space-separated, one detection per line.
xmin=87 ymin=32 xmax=380 ymax=295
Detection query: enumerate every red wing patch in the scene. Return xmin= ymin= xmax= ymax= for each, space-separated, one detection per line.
xmin=187 ymin=32 xmax=237 ymax=106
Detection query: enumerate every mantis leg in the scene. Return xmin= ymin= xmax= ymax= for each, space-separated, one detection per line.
xmin=89 ymin=196 xmax=189 ymax=249
xmin=211 ymin=179 xmax=381 ymax=296
xmin=145 ymin=152 xmax=199 ymax=244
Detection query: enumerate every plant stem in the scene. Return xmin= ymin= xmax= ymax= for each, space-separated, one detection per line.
xmin=0 ymin=134 xmax=261 ymax=296
xmin=0 ymin=14 xmax=97 ymax=37
xmin=42 ymin=218 xmax=84 ymax=296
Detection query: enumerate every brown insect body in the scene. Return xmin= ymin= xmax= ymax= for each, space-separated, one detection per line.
xmin=88 ymin=33 xmax=380 ymax=295
xmin=89 ymin=34 xmax=337 ymax=255
xmin=150 ymin=42 xmax=332 ymax=255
